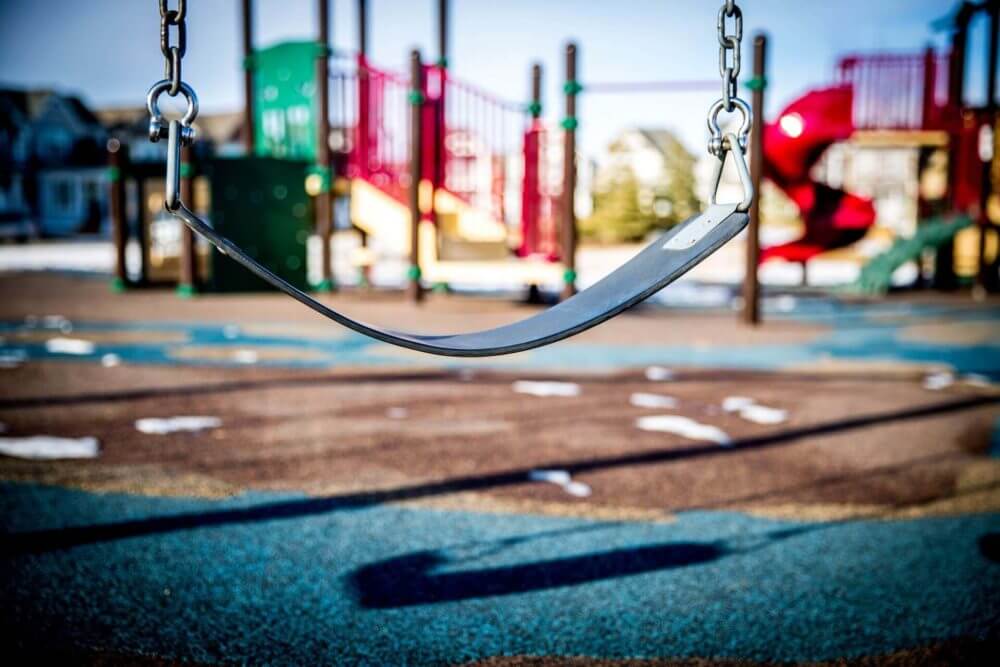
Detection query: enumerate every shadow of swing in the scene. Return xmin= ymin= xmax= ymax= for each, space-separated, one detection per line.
xmin=350 ymin=541 xmax=726 ymax=608
xmin=348 ymin=519 xmax=828 ymax=608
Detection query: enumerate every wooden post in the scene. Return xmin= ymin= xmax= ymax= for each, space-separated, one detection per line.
xmin=241 ymin=0 xmax=255 ymax=153
xmin=978 ymin=0 xmax=999 ymax=291
xmin=107 ymin=139 xmax=128 ymax=291
xmin=560 ymin=42 xmax=579 ymax=300
xmin=315 ymin=0 xmax=335 ymax=291
xmin=408 ymin=49 xmax=425 ymax=303
xmin=743 ymin=34 xmax=767 ymax=326
xmin=177 ymin=144 xmax=197 ymax=296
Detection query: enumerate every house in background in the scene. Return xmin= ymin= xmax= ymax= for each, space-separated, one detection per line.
xmin=0 ymin=90 xmax=43 ymax=238
xmin=583 ymin=127 xmax=699 ymax=243
xmin=0 ymin=88 xmax=109 ymax=238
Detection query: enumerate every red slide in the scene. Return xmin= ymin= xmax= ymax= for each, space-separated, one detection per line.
xmin=760 ymin=86 xmax=876 ymax=264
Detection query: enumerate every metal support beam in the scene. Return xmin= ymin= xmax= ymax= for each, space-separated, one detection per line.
xmin=408 ymin=49 xmax=425 ymax=303
xmin=743 ymin=34 xmax=767 ymax=325
xmin=178 ymin=144 xmax=197 ymax=296
xmin=561 ymin=42 xmax=579 ymax=300
xmin=107 ymin=139 xmax=128 ymax=291
xmin=978 ymin=0 xmax=999 ymax=291
xmin=315 ymin=0 xmax=335 ymax=291
xmin=241 ymin=0 xmax=255 ymax=153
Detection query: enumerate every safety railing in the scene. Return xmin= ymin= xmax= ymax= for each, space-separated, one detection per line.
xmin=331 ymin=54 xmax=563 ymax=260
xmin=836 ymin=51 xmax=952 ymax=131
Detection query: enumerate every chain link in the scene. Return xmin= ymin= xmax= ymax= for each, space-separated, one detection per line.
xmin=707 ymin=0 xmax=750 ymax=158
xmin=159 ymin=2 xmax=187 ymax=96
xmin=717 ymin=3 xmax=742 ymax=110
xmin=148 ymin=0 xmax=198 ymax=151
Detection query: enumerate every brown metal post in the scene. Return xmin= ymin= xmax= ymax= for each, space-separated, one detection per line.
xmin=356 ymin=0 xmax=372 ymax=287
xmin=936 ymin=4 xmax=972 ymax=289
xmin=920 ymin=46 xmax=937 ymax=130
xmin=178 ymin=144 xmax=197 ymax=296
xmin=408 ymin=49 xmax=425 ymax=303
xmin=743 ymin=34 xmax=767 ymax=325
xmin=978 ymin=0 xmax=999 ymax=291
xmin=438 ymin=0 xmax=448 ymax=66
xmin=431 ymin=0 xmax=448 ymax=214
xmin=560 ymin=42 xmax=579 ymax=300
xmin=531 ymin=63 xmax=542 ymax=113
xmin=315 ymin=0 xmax=335 ymax=291
xmin=241 ymin=0 xmax=255 ymax=153
xmin=107 ymin=139 xmax=128 ymax=291
xmin=136 ymin=176 xmax=150 ymax=285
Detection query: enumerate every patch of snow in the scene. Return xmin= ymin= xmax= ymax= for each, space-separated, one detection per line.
xmin=764 ymin=295 xmax=797 ymax=313
xmin=722 ymin=396 xmax=755 ymax=413
xmin=963 ymin=373 xmax=993 ymax=388
xmin=101 ymin=353 xmax=121 ymax=368
xmin=45 ymin=337 xmax=95 ymax=355
xmin=233 ymin=349 xmax=259 ymax=364
xmin=630 ymin=392 xmax=678 ymax=409
xmin=528 ymin=469 xmax=592 ymax=498
xmin=737 ymin=404 xmax=788 ymax=425
xmin=923 ymin=372 xmax=955 ymax=391
xmin=635 ymin=415 xmax=732 ymax=445
xmin=645 ymin=366 xmax=675 ymax=382
xmin=512 ymin=380 xmax=581 ymax=398
xmin=0 ymin=349 xmax=28 ymax=368
xmin=0 ymin=436 xmax=99 ymax=460
xmin=41 ymin=315 xmax=71 ymax=330
xmin=723 ymin=395 xmax=788 ymax=425
xmin=135 ymin=416 xmax=222 ymax=435
xmin=386 ymin=407 xmax=409 ymax=419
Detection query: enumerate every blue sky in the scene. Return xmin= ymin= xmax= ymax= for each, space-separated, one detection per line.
xmin=0 ymin=0 xmax=988 ymax=156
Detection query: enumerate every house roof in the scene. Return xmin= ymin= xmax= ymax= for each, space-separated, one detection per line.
xmin=636 ymin=128 xmax=691 ymax=161
xmin=96 ymin=106 xmax=244 ymax=145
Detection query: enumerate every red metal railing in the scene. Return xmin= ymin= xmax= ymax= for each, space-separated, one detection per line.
xmin=520 ymin=121 xmax=563 ymax=259
xmin=331 ymin=55 xmax=562 ymax=259
xmin=835 ymin=51 xmax=952 ymax=131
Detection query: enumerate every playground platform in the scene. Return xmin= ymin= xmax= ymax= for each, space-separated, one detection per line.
xmin=1 ymin=272 xmax=999 ymax=665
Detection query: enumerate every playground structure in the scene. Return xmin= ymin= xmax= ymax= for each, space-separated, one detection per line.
xmin=759 ymin=1 xmax=1000 ymax=295
xmin=110 ymin=0 xmax=1000 ymax=317
xmin=247 ymin=0 xmax=577 ymax=300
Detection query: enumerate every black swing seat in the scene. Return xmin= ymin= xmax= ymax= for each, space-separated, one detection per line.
xmin=173 ymin=203 xmax=748 ymax=357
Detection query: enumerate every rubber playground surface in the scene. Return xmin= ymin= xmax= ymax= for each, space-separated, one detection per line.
xmin=2 ymin=272 xmax=1000 ymax=665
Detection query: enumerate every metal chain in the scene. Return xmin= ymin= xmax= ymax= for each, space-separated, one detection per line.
xmin=717 ymin=1 xmax=742 ymax=111
xmin=148 ymin=0 xmax=197 ymax=147
xmin=707 ymin=0 xmax=750 ymax=158
xmin=159 ymin=0 xmax=187 ymax=96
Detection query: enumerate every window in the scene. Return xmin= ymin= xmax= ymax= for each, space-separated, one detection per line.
xmin=52 ymin=178 xmax=74 ymax=212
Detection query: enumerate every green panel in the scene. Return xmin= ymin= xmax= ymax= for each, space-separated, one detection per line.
xmin=253 ymin=41 xmax=319 ymax=160
xmin=203 ymin=157 xmax=313 ymax=293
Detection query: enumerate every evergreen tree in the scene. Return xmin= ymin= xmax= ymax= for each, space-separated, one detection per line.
xmin=582 ymin=129 xmax=700 ymax=243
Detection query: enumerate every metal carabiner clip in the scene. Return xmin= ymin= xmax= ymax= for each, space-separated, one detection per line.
xmin=709 ymin=132 xmax=754 ymax=213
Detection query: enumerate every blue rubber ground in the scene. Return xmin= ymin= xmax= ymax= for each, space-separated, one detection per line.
xmin=2 ymin=299 xmax=999 ymax=376
xmin=2 ymin=482 xmax=999 ymax=664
